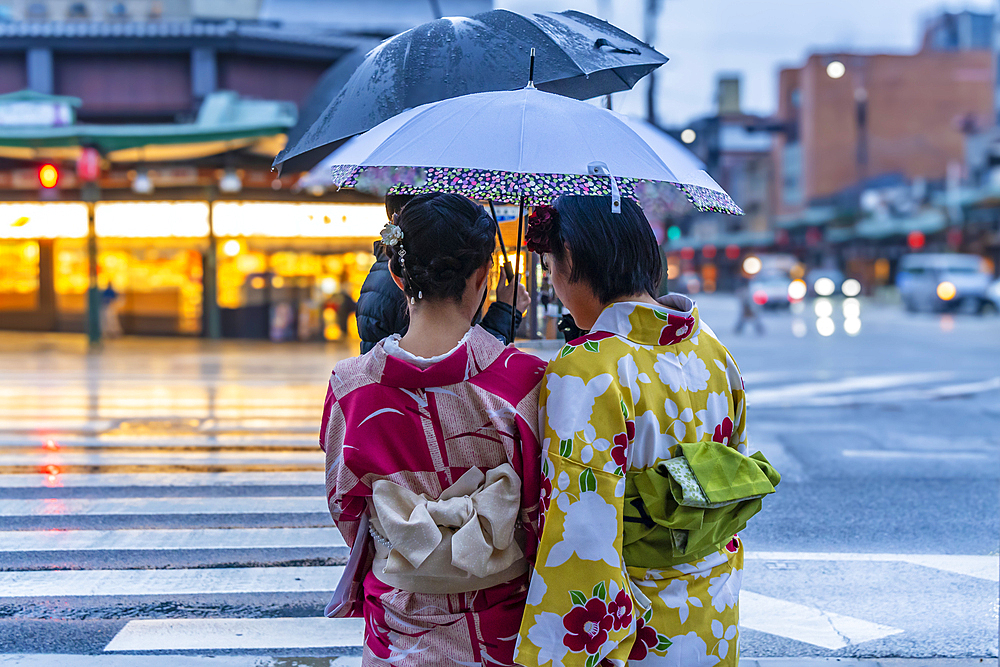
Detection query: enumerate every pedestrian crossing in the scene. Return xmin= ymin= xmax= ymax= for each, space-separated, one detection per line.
xmin=1 ymin=348 xmax=997 ymax=661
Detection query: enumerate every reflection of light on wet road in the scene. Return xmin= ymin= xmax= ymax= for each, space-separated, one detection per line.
xmin=817 ymin=317 xmax=835 ymax=336
xmin=940 ymin=315 xmax=955 ymax=332
xmin=814 ymin=298 xmax=833 ymax=318
xmin=792 ymin=319 xmax=807 ymax=337
xmin=843 ymin=298 xmax=861 ymax=319
xmin=844 ymin=318 xmax=862 ymax=336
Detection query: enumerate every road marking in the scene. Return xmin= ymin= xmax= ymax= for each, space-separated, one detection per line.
xmin=841 ymin=449 xmax=992 ymax=461
xmin=104 ymin=617 xmax=365 ymax=652
xmin=0 ymin=527 xmax=346 ymax=551
xmin=0 ymin=565 xmax=343 ymax=597
xmin=0 ymin=496 xmax=327 ymax=517
xmin=0 ymin=656 xmax=361 ymax=666
xmin=793 ymin=377 xmax=1000 ymax=407
xmin=0 ymin=471 xmax=325 ymax=488
xmin=740 ymin=590 xmax=904 ymax=649
xmin=0 ymin=435 xmax=319 ymax=448
xmin=0 ymin=451 xmax=323 ymax=466
xmin=748 ymin=438 xmax=806 ymax=482
xmin=745 ymin=372 xmax=952 ymax=406
xmin=746 ymin=552 xmax=999 ymax=582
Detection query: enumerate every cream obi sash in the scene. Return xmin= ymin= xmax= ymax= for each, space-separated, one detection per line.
xmin=370 ymin=464 xmax=528 ymax=594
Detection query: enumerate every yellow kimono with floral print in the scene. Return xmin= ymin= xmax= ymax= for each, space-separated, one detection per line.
xmin=516 ymin=294 xmax=748 ymax=667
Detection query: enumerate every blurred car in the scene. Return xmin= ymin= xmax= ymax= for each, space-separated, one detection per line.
xmin=897 ymin=253 xmax=993 ymax=314
xmin=749 ymin=273 xmax=793 ymax=309
xmin=805 ymin=268 xmax=845 ymax=297
xmin=984 ymin=278 xmax=1000 ymax=315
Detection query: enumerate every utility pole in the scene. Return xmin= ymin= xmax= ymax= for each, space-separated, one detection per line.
xmin=645 ymin=0 xmax=662 ymax=125
xmin=429 ymin=0 xmax=442 ymax=20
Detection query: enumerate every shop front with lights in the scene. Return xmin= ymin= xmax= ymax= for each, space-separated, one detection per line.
xmin=0 ymin=200 xmax=385 ymax=339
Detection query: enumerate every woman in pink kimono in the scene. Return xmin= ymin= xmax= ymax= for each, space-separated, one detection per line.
xmin=320 ymin=192 xmax=546 ymax=666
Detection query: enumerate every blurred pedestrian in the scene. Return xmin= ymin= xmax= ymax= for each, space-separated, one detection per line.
xmin=356 ymin=194 xmax=528 ymax=354
xmin=516 ymin=196 xmax=779 ymax=667
xmin=100 ymin=283 xmax=122 ymax=338
xmin=734 ymin=276 xmax=765 ymax=335
xmin=320 ymin=192 xmax=545 ymax=666
xmin=335 ymin=285 xmax=356 ymax=340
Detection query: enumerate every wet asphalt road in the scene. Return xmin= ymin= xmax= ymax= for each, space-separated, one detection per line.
xmin=0 ymin=294 xmax=997 ymax=661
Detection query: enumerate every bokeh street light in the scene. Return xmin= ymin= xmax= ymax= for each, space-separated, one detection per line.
xmin=842 ymin=278 xmax=862 ymax=297
xmin=743 ymin=256 xmax=762 ymax=275
xmin=680 ymin=128 xmax=697 ymax=144
xmin=814 ymin=277 xmax=836 ymax=296
xmin=827 ymin=60 xmax=846 ymax=79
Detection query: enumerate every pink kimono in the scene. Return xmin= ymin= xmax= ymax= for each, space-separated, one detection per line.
xmin=320 ymin=326 xmax=546 ymax=666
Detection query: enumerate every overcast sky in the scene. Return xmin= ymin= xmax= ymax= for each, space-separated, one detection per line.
xmin=496 ymin=0 xmax=997 ymax=126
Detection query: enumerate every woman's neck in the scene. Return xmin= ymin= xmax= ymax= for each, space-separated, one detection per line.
xmin=398 ymin=301 xmax=474 ymax=358
xmin=608 ymin=293 xmax=661 ymax=308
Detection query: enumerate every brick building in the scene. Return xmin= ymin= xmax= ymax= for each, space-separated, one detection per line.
xmin=772 ymin=32 xmax=994 ymax=217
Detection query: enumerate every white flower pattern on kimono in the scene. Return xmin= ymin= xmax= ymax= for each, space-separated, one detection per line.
xmin=527 ymin=568 xmax=548 ymax=606
xmin=659 ymin=578 xmax=704 ymax=623
xmin=654 ymin=351 xmax=711 ymax=392
xmin=707 ymin=568 xmax=742 ymax=613
xmin=664 ymin=631 xmax=720 ymax=667
xmin=545 ymin=491 xmax=619 ymax=567
xmin=698 ymin=392 xmax=733 ymax=444
xmin=711 ymin=620 xmax=739 ymax=660
xmin=629 ymin=409 xmax=675 ymax=470
xmin=672 ymin=551 xmax=727 ymax=580
xmin=617 ymin=354 xmax=651 ymax=405
xmin=545 ymin=373 xmax=614 ymax=441
xmin=527 ymin=612 xmax=571 ymax=667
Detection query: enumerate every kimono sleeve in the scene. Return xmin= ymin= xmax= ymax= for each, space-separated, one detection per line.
xmin=516 ymin=352 xmax=644 ymax=667
xmin=321 ymin=372 xmax=366 ymax=550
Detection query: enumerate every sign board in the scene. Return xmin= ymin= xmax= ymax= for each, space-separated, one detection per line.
xmin=0 ymin=101 xmax=74 ymax=127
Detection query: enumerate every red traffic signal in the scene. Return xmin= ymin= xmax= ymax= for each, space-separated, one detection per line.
xmin=38 ymin=164 xmax=59 ymax=189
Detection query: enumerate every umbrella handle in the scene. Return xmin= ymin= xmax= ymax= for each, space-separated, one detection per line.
xmin=489 ymin=200 xmax=516 ymax=281
xmin=528 ymin=48 xmax=535 ymax=87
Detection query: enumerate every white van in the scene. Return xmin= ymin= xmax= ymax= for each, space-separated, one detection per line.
xmin=896 ymin=253 xmax=993 ymax=314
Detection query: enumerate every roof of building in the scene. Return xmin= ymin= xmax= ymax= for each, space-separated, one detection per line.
xmin=0 ymin=20 xmax=373 ymax=51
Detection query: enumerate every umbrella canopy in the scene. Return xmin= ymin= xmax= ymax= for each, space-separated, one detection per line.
xmin=329 ymin=87 xmax=742 ymax=215
xmin=273 ymin=9 xmax=667 ymax=172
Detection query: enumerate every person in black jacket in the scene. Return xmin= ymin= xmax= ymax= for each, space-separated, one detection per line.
xmin=356 ymin=194 xmax=529 ymax=354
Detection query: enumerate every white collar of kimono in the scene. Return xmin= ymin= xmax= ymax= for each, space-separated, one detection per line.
xmin=383 ymin=327 xmax=475 ymax=369
xmin=589 ymin=293 xmax=698 ymax=344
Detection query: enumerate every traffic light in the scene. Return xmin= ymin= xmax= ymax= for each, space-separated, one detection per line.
xmin=38 ymin=164 xmax=59 ymax=189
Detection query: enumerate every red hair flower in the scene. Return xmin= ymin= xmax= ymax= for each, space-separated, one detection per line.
xmin=525 ymin=205 xmax=558 ymax=255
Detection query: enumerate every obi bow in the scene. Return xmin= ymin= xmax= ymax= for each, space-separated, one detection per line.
xmin=372 ymin=464 xmax=523 ymax=579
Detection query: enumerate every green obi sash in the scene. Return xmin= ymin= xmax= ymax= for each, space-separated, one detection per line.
xmin=623 ymin=441 xmax=781 ymax=568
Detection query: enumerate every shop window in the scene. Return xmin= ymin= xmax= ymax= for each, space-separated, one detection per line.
xmin=0 ymin=241 xmax=39 ymax=311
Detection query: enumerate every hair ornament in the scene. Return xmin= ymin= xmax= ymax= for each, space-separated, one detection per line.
xmin=380 ymin=220 xmax=404 ymax=248
xmin=525 ymin=205 xmax=558 ymax=255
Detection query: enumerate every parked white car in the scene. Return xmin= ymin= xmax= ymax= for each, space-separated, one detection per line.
xmin=897 ymin=253 xmax=993 ymax=314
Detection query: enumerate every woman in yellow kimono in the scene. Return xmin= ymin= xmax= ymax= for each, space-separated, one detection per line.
xmin=515 ymin=197 xmax=779 ymax=667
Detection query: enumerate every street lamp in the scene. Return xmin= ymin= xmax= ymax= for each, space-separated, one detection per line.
xmin=826 ymin=61 xmax=846 ymax=79
xmin=680 ymin=128 xmax=697 ymax=144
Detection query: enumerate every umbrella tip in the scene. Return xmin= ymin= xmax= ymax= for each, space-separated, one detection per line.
xmin=527 ymin=47 xmax=536 ymax=89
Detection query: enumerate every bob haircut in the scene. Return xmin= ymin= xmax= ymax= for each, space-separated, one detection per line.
xmin=550 ymin=195 xmax=663 ymax=303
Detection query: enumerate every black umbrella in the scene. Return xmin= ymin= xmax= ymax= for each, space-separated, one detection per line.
xmin=273 ymin=9 xmax=667 ymax=172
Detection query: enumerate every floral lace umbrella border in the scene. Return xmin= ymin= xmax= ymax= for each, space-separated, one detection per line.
xmin=331 ymin=164 xmax=743 ymax=216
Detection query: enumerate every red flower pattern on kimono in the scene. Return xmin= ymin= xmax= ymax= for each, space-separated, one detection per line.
xmin=658 ymin=314 xmax=695 ymax=346
xmin=713 ymin=417 xmax=734 ymax=444
xmin=607 ymin=589 xmax=633 ymax=631
xmin=611 ymin=433 xmax=628 ymax=468
xmin=627 ymin=616 xmax=659 ymax=661
xmin=540 ymin=475 xmax=553 ymax=512
xmin=563 ymin=598 xmax=614 ymax=654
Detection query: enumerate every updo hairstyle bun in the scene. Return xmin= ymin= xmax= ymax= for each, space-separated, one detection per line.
xmin=386 ymin=192 xmax=496 ymax=303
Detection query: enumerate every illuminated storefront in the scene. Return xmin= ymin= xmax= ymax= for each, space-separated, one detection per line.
xmin=1 ymin=200 xmax=384 ymax=339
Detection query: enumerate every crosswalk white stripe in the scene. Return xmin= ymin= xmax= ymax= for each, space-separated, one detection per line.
xmin=0 ymin=451 xmax=323 ymax=466
xmin=841 ymin=449 xmax=992 ymax=461
xmin=746 ymin=551 xmax=999 ymax=582
xmin=0 ymin=436 xmax=319 ymax=447
xmin=0 ymin=565 xmax=343 ymax=597
xmin=0 ymin=497 xmax=327 ymax=516
xmin=0 ymin=527 xmax=346 ymax=551
xmin=103 ymin=618 xmax=365 ymax=652
xmin=740 ymin=590 xmax=904 ymax=649
xmin=0 ymin=471 xmax=325 ymax=488
xmin=0 ymin=657 xmax=361 ymax=666
xmin=745 ymin=372 xmax=953 ymax=405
